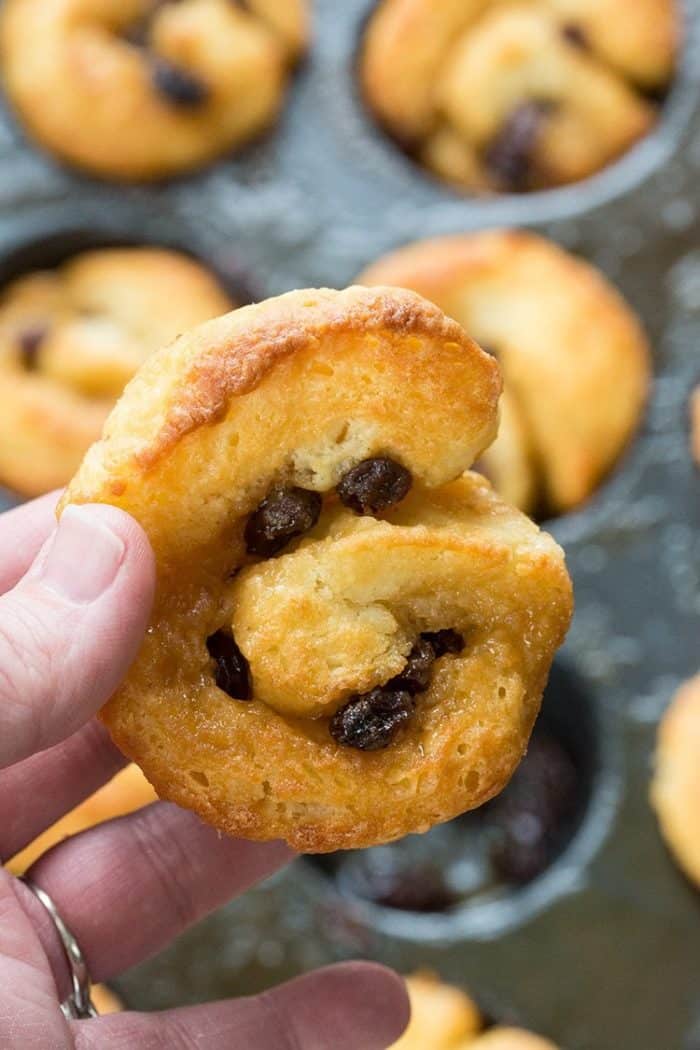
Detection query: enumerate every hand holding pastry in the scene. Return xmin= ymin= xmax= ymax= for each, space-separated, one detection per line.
xmin=0 ymin=493 xmax=408 ymax=1047
xmin=62 ymin=285 xmax=572 ymax=851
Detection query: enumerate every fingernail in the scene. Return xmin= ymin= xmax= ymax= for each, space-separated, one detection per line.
xmin=40 ymin=506 xmax=125 ymax=603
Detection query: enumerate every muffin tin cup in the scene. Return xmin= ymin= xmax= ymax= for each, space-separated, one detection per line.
xmin=1 ymin=2 xmax=700 ymax=1046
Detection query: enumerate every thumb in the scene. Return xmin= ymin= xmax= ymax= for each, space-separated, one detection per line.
xmin=0 ymin=503 xmax=155 ymax=770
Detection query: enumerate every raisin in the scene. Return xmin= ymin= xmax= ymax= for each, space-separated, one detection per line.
xmin=206 ymin=630 xmax=251 ymax=700
xmin=484 ymin=101 xmax=551 ymax=192
xmin=389 ymin=638 xmax=435 ymax=693
xmin=151 ymin=58 xmax=210 ymax=107
xmin=561 ymin=23 xmax=589 ymax=49
xmin=421 ymin=628 xmax=464 ymax=657
xmin=336 ymin=457 xmax=412 ymax=515
xmin=487 ymin=734 xmax=579 ymax=883
xmin=330 ymin=688 xmax=414 ymax=751
xmin=17 ymin=325 xmax=47 ymax=371
xmin=245 ymin=486 xmax=322 ymax=557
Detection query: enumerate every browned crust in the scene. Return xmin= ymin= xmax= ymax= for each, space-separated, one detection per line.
xmin=91 ymin=285 xmax=494 ymax=477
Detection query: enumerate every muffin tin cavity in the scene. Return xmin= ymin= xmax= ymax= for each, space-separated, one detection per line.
xmin=0 ymin=218 xmax=255 ymax=308
xmin=307 ymin=661 xmax=601 ymax=936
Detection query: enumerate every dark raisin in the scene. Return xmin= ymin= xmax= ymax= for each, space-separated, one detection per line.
xmin=486 ymin=734 xmax=578 ymax=883
xmin=330 ymin=688 xmax=414 ymax=751
xmin=336 ymin=457 xmax=412 ymax=516
xmin=484 ymin=101 xmax=551 ymax=192
xmin=561 ymin=22 xmax=589 ymax=49
xmin=17 ymin=325 xmax=47 ymax=371
xmin=388 ymin=637 xmax=435 ymax=693
xmin=206 ymin=630 xmax=251 ymax=700
xmin=421 ymin=628 xmax=464 ymax=657
xmin=245 ymin=486 xmax=322 ymax=557
xmin=151 ymin=57 xmax=210 ymax=106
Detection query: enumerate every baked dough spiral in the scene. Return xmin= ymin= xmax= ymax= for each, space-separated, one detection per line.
xmin=361 ymin=0 xmax=679 ymax=193
xmin=0 ymin=0 xmax=308 ymax=181
xmin=651 ymin=674 xmax=700 ymax=888
xmin=392 ymin=973 xmax=559 ymax=1050
xmin=0 ymin=247 xmax=233 ymax=496
xmin=359 ymin=230 xmax=650 ymax=515
xmin=62 ymin=286 xmax=572 ymax=852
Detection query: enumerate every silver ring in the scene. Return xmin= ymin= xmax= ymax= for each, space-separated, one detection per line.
xmin=20 ymin=876 xmax=98 ymax=1020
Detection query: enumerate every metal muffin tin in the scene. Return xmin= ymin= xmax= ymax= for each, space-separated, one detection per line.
xmin=2 ymin=2 xmax=700 ymax=1046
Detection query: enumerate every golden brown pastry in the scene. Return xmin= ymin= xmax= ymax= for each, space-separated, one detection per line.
xmin=0 ymin=0 xmax=308 ymax=181
xmin=0 ymin=248 xmax=233 ymax=496
xmin=361 ymin=0 xmax=679 ymax=193
xmin=391 ymin=973 xmax=482 ymax=1049
xmin=691 ymin=387 xmax=700 ymax=466
xmin=470 ymin=1030 xmax=559 ymax=1050
xmin=359 ymin=230 xmax=651 ymax=515
xmin=7 ymin=763 xmax=157 ymax=876
xmin=391 ymin=973 xmax=559 ymax=1050
xmin=61 ymin=286 xmax=572 ymax=852
xmin=91 ymin=984 xmax=124 ymax=1016
xmin=650 ymin=674 xmax=700 ymax=888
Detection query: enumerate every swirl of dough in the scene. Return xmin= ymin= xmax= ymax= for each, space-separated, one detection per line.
xmin=0 ymin=248 xmax=233 ymax=496
xmin=0 ymin=0 xmax=308 ymax=180
xmin=359 ymin=230 xmax=650 ymax=515
xmin=62 ymin=285 xmax=571 ymax=852
xmin=361 ymin=0 xmax=679 ymax=193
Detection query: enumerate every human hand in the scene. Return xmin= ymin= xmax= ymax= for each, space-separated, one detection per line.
xmin=0 ymin=495 xmax=409 ymax=1049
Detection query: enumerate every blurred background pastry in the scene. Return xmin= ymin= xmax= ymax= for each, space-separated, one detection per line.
xmin=651 ymin=674 xmax=700 ymax=888
xmin=0 ymin=247 xmax=233 ymax=496
xmin=361 ymin=0 xmax=679 ymax=194
xmin=359 ymin=230 xmax=651 ymax=516
xmin=391 ymin=972 xmax=558 ymax=1049
xmin=1 ymin=0 xmax=309 ymax=181
xmin=90 ymin=983 xmax=124 ymax=1016
xmin=691 ymin=387 xmax=700 ymax=466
